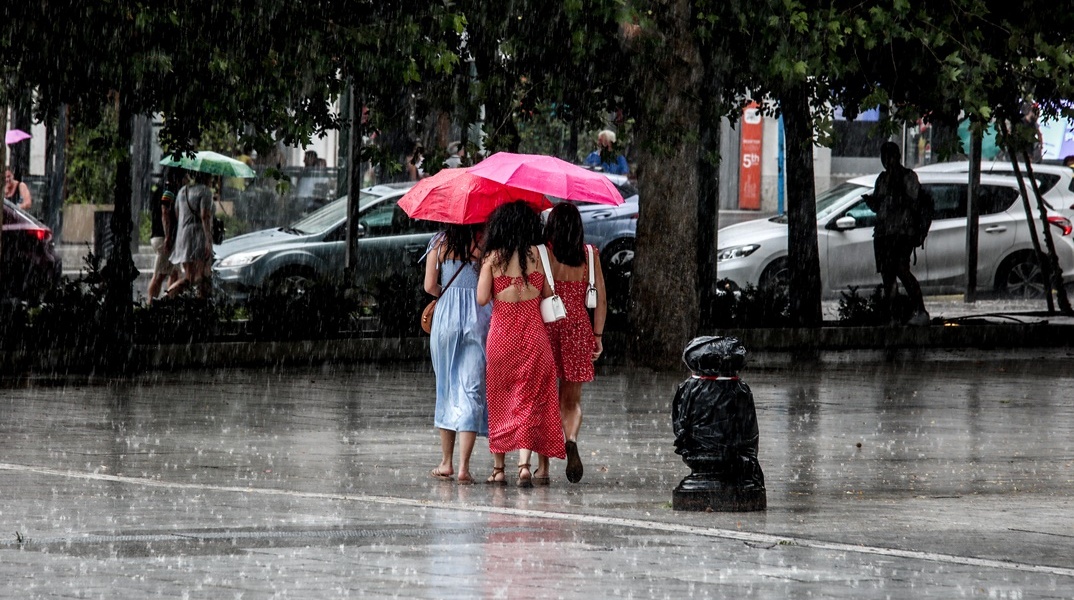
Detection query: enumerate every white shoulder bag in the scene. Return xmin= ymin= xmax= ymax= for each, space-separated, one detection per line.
xmin=536 ymin=245 xmax=567 ymax=323
xmin=585 ymin=245 xmax=598 ymax=309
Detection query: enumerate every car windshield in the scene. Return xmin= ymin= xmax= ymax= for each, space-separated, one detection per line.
xmin=287 ymin=192 xmax=380 ymax=234
xmin=770 ymin=182 xmax=868 ymax=224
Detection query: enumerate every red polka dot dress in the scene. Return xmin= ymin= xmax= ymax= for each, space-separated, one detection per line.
xmin=544 ymin=276 xmax=595 ymax=383
xmin=485 ymin=271 xmax=566 ymax=459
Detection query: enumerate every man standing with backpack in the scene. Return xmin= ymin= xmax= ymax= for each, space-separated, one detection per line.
xmin=863 ymin=141 xmax=931 ymax=326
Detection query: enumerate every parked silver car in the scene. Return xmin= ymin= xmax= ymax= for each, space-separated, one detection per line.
xmin=917 ymin=161 xmax=1074 ymax=220
xmin=213 ymin=182 xmax=434 ymax=301
xmin=717 ymin=172 xmax=1074 ymax=299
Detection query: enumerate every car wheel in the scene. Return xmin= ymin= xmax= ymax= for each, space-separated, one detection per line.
xmin=602 ymin=238 xmax=634 ymax=314
xmin=759 ymin=258 xmax=790 ymax=294
xmin=995 ymin=252 xmax=1046 ymax=299
xmin=267 ymin=267 xmax=317 ymax=297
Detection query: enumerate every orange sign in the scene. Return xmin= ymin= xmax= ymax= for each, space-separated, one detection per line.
xmin=739 ymin=103 xmax=763 ymax=210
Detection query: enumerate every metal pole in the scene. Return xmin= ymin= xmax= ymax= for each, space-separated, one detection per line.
xmin=965 ymin=127 xmax=982 ymax=302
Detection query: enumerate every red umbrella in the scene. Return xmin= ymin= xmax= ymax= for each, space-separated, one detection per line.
xmin=398 ymin=168 xmax=552 ymax=224
xmin=467 ymin=152 xmax=625 ymax=205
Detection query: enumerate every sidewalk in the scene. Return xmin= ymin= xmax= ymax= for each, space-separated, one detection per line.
xmin=2 ymin=361 xmax=1072 ymax=598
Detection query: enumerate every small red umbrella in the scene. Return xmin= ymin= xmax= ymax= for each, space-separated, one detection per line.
xmin=398 ymin=168 xmax=552 ymax=224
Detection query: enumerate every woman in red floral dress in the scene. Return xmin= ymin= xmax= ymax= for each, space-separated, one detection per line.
xmin=536 ymin=203 xmax=607 ymax=484
xmin=476 ymin=201 xmax=566 ymax=487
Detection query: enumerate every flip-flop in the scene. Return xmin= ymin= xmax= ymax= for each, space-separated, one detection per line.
xmin=457 ymin=473 xmax=475 ymax=485
xmin=430 ymin=467 xmax=453 ymax=481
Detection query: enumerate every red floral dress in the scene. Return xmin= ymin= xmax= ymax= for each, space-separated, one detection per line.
xmin=485 ymin=271 xmax=566 ymax=459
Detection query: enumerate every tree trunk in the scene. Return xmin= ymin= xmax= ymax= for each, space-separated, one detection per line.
xmin=44 ymin=105 xmax=68 ymax=237
xmin=779 ymin=84 xmax=823 ymax=327
xmin=100 ymin=94 xmax=138 ymax=371
xmin=628 ymin=0 xmax=703 ymax=369
xmin=696 ymin=43 xmax=727 ymax=332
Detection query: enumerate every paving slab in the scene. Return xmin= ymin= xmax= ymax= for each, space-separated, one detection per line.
xmin=2 ymin=358 xmax=1073 ymax=598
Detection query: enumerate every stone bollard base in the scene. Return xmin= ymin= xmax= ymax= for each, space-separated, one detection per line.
xmin=673 ymin=477 xmax=767 ymax=512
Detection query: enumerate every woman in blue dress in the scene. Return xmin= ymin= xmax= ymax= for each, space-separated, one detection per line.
xmin=424 ymin=223 xmax=492 ymax=484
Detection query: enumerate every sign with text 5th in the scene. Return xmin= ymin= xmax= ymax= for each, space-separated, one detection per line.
xmin=738 ymin=102 xmax=763 ymax=210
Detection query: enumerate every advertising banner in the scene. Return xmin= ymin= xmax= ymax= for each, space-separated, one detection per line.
xmin=739 ymin=103 xmax=763 ymax=210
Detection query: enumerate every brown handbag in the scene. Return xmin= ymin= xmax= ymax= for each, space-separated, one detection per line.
xmin=421 ymin=260 xmax=465 ymax=334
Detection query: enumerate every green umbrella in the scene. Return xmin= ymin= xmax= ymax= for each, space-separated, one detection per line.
xmin=160 ymin=150 xmax=256 ymax=178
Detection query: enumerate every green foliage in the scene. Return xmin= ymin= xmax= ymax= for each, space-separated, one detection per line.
xmin=65 ymin=103 xmax=119 ymax=205
xmin=837 ymin=285 xmax=916 ymax=326
xmin=704 ymin=280 xmax=792 ymax=329
xmin=27 ymin=253 xmax=109 ymax=350
xmin=246 ymin=281 xmax=361 ymax=341
xmin=836 ymin=285 xmax=886 ymax=326
xmin=133 ymin=295 xmax=234 ymax=344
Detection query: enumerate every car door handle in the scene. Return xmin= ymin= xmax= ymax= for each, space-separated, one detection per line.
xmin=404 ymin=244 xmax=424 ymax=254
xmin=983 ymin=225 xmax=1008 ymax=233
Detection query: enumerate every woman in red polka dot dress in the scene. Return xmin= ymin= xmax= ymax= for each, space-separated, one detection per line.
xmin=535 ymin=203 xmax=607 ymax=484
xmin=477 ymin=201 xmax=565 ymax=487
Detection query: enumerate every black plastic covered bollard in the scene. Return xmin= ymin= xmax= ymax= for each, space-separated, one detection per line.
xmin=672 ymin=336 xmax=766 ymax=511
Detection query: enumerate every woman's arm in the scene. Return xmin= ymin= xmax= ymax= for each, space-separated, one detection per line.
xmin=476 ymin=253 xmax=494 ymax=306
xmin=17 ymin=182 xmax=32 ymax=210
xmin=591 ymin=246 xmax=607 ymax=360
xmin=536 ymin=245 xmax=553 ymax=299
xmin=423 ymin=240 xmax=442 ymax=296
xmin=200 ymin=191 xmax=213 ymax=252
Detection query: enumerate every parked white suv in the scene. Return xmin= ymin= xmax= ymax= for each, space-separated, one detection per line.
xmin=716 ymin=172 xmax=1074 ymax=299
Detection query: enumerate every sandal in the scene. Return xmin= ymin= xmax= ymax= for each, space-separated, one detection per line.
xmin=517 ymin=463 xmax=533 ymax=488
xmin=457 ymin=472 xmax=475 ymax=485
xmin=430 ymin=466 xmax=453 ymax=481
xmin=485 ymin=466 xmax=506 ymax=486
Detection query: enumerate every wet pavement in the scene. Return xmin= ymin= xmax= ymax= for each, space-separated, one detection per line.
xmin=2 ymin=358 xmax=1073 ymax=598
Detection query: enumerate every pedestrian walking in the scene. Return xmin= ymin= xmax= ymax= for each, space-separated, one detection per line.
xmin=476 ymin=201 xmax=565 ymax=487
xmin=863 ymin=141 xmax=929 ymax=326
xmin=166 ymin=171 xmax=214 ymax=299
xmin=424 ymin=224 xmax=492 ymax=485
xmin=533 ymin=203 xmax=607 ymax=484
xmin=146 ymin=170 xmax=181 ymax=304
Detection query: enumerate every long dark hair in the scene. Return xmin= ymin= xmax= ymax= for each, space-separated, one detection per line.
xmin=544 ymin=203 xmax=585 ymax=267
xmin=482 ymin=201 xmax=543 ymax=280
xmin=441 ymin=223 xmax=482 ymax=266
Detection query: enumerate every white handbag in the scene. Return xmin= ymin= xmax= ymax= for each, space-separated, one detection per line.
xmin=536 ymin=245 xmax=567 ymax=323
xmin=585 ymin=245 xmax=598 ymax=309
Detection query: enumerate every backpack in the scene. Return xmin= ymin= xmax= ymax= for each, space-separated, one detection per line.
xmin=910 ymin=185 xmax=934 ymax=248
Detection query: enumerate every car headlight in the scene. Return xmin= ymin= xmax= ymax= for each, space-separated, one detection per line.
xmin=216 ymin=250 xmax=268 ymax=268
xmin=716 ymin=244 xmax=760 ymax=262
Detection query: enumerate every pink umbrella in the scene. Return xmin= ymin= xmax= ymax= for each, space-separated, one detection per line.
xmin=5 ymin=129 xmax=31 ymax=146
xmin=398 ymin=168 xmax=552 ymax=224
xmin=467 ymin=152 xmax=625 ymax=205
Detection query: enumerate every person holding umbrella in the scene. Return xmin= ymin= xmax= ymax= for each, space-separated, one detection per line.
xmin=166 ymin=170 xmax=214 ymax=299
xmin=423 ymin=223 xmax=492 ymax=484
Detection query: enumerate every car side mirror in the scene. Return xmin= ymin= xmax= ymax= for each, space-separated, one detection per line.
xmin=356 ymin=224 xmax=367 ymax=239
xmin=831 ymin=216 xmax=857 ymax=231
